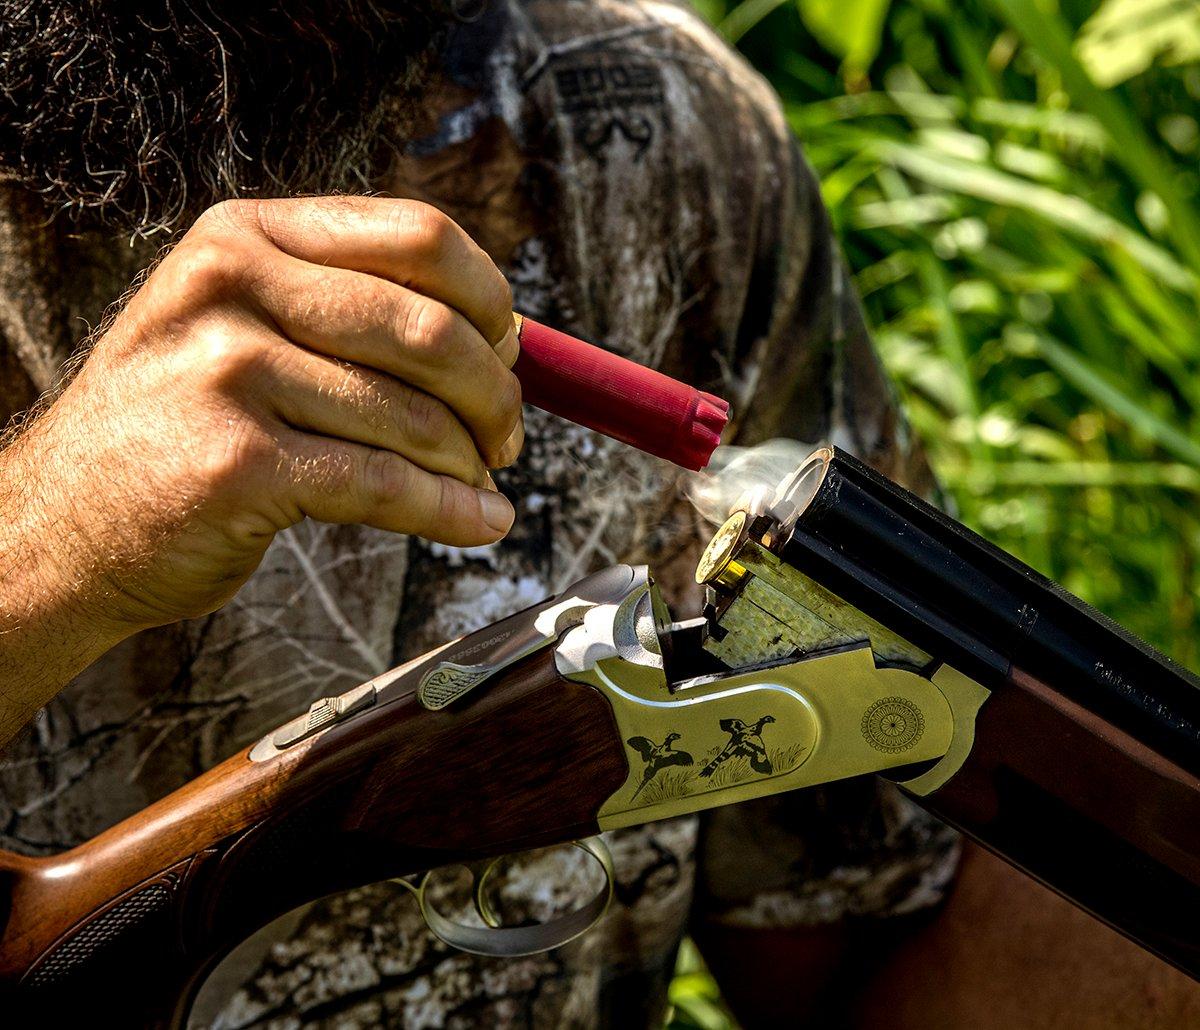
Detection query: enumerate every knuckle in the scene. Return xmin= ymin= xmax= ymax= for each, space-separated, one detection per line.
xmin=495 ymin=274 xmax=514 ymax=316
xmin=402 ymin=298 xmax=458 ymax=363
xmin=481 ymin=273 xmax=514 ymax=341
xmin=195 ymin=198 xmax=261 ymax=234
xmin=393 ymin=202 xmax=456 ymax=263
xmin=241 ymin=198 xmax=299 ymax=245
xmin=401 ymin=388 xmax=453 ymax=450
xmin=170 ymin=236 xmax=250 ymax=299
xmin=453 ymin=433 xmax=486 ymax=482
xmin=193 ymin=326 xmax=268 ymax=393
xmin=495 ymin=370 xmax=523 ymax=430
xmin=426 ymin=475 xmax=461 ymax=534
xmin=361 ymin=448 xmax=409 ymax=509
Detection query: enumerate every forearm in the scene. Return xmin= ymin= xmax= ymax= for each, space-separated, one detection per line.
xmin=693 ymin=922 xmax=851 ymax=1028
xmin=0 ymin=432 xmax=127 ymax=747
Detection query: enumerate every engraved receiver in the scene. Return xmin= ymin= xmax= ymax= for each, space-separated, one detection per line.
xmin=4 ymin=445 xmax=1200 ymax=1027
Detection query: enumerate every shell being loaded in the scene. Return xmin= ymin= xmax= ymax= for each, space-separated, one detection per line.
xmin=512 ymin=315 xmax=730 ymax=471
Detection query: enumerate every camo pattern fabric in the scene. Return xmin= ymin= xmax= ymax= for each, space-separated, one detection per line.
xmin=0 ymin=0 xmax=958 ymax=1026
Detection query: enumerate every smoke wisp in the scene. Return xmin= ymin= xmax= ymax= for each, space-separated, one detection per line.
xmin=687 ymin=439 xmax=817 ymax=526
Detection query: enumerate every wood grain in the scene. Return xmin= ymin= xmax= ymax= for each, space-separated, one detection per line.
xmin=0 ymin=648 xmax=628 ymax=1025
xmin=917 ymin=664 xmax=1200 ymax=978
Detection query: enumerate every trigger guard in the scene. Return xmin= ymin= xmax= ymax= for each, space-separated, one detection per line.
xmin=392 ymin=837 xmax=614 ymax=958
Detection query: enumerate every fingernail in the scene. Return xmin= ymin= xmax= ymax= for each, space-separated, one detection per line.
xmin=494 ymin=323 xmax=520 ymax=368
xmin=479 ymin=489 xmax=515 ymax=534
xmin=497 ymin=420 xmax=525 ymax=468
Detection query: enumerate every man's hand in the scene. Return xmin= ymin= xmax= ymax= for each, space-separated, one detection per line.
xmin=0 ymin=197 xmax=524 ymax=743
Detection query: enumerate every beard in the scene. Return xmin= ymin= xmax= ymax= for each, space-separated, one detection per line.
xmin=0 ymin=1 xmax=451 ymax=236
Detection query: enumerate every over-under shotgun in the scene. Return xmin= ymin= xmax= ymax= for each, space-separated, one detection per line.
xmin=4 ymin=446 xmax=1200 ymax=1025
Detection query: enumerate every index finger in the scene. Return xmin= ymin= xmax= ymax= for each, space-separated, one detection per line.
xmin=222 ymin=197 xmax=515 ymax=350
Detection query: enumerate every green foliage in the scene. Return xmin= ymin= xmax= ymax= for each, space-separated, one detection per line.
xmin=665 ymin=940 xmax=738 ymax=1030
xmin=795 ymin=0 xmax=894 ymax=76
xmin=1078 ymin=0 xmax=1200 ymax=88
xmin=668 ymin=1 xmax=1200 ymax=1022
xmin=691 ymin=0 xmax=1200 ymax=667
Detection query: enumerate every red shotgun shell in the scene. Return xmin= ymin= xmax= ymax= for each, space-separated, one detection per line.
xmin=512 ymin=315 xmax=730 ymax=471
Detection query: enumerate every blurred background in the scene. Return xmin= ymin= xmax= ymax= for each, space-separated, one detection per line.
xmin=668 ymin=0 xmax=1200 ymax=1025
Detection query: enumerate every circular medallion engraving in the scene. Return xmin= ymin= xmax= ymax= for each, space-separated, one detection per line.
xmin=861 ymin=697 xmax=924 ymax=753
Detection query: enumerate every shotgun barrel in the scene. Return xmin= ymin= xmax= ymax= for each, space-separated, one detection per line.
xmin=715 ymin=446 xmax=1200 ymax=977
xmin=5 ymin=446 xmax=1200 ymax=1024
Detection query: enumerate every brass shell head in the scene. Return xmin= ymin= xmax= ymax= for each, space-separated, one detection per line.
xmin=696 ymin=510 xmax=748 ymax=587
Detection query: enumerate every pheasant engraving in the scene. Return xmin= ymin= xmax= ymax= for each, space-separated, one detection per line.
xmin=627 ymin=732 xmax=695 ymax=800
xmin=699 ymin=716 xmax=776 ymax=778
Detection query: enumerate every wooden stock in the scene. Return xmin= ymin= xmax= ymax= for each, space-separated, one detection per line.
xmin=916 ymin=665 xmax=1200 ymax=977
xmin=0 ymin=649 xmax=628 ymax=1025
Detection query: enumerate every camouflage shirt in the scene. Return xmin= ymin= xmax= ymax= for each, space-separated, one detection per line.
xmin=0 ymin=1 xmax=958 ymax=1026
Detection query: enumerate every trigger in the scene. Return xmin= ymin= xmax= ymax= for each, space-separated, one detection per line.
xmin=392 ymin=837 xmax=615 ymax=958
xmin=473 ymin=859 xmax=505 ymax=929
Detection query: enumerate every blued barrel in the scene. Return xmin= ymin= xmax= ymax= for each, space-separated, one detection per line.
xmin=772 ymin=446 xmax=1200 ymax=778
xmin=764 ymin=446 xmax=1200 ymax=979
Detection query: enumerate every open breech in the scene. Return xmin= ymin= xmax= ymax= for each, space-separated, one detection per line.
xmin=3 ymin=446 xmax=1200 ymax=1025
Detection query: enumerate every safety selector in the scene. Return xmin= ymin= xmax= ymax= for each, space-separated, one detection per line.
xmin=272 ymin=683 xmax=377 ymax=749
